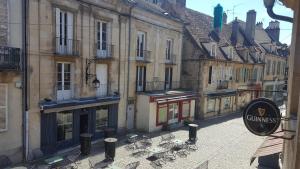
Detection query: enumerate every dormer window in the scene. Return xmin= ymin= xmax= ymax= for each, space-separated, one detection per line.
xmin=228 ymin=47 xmax=233 ymax=60
xmin=211 ymin=43 xmax=217 ymax=57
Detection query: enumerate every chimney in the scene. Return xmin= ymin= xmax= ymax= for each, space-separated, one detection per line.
xmin=176 ymin=0 xmax=186 ymax=8
xmin=266 ymin=21 xmax=280 ymax=42
xmin=223 ymin=12 xmax=227 ymax=24
xmin=245 ymin=10 xmax=257 ymax=42
xmin=231 ymin=17 xmax=239 ymax=46
xmin=214 ymin=4 xmax=223 ymax=33
xmin=256 ymin=22 xmax=263 ymax=29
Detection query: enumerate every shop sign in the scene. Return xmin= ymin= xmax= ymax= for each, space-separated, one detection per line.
xmin=243 ymin=98 xmax=281 ymax=136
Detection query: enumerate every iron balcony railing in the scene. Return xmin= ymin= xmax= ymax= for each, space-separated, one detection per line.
xmin=94 ymin=43 xmax=114 ymax=59
xmin=55 ymin=37 xmax=80 ymax=56
xmin=136 ymin=49 xmax=151 ymax=62
xmin=136 ymin=81 xmax=180 ymax=92
xmin=217 ymin=80 xmax=229 ymax=90
xmin=0 ymin=46 xmax=21 ymax=70
xmin=165 ymin=54 xmax=177 ymax=64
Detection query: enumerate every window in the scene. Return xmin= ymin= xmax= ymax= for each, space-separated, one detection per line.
xmin=0 ymin=0 xmax=8 ymax=45
xmin=253 ymin=68 xmax=258 ymax=81
xmin=166 ymin=39 xmax=172 ymax=60
xmin=211 ymin=44 xmax=217 ymax=57
xmin=272 ymin=61 xmax=276 ymax=75
xmin=55 ymin=8 xmax=74 ymax=55
xmin=208 ymin=66 xmax=212 ymax=84
xmin=0 ymin=84 xmax=8 ymax=132
xmin=223 ymin=97 xmax=231 ymax=109
xmin=281 ymin=62 xmax=285 ymax=75
xmin=96 ymin=20 xmax=109 ymax=58
xmin=182 ymin=101 xmax=190 ymax=118
xmin=57 ymin=63 xmax=72 ymax=101
xmin=95 ymin=106 xmax=108 ymax=132
xmin=157 ymin=104 xmax=168 ymax=124
xmin=228 ymin=47 xmax=233 ymax=60
xmin=57 ymin=111 xmax=73 ymax=142
xmin=137 ymin=31 xmax=146 ymax=58
xmin=136 ymin=66 xmax=146 ymax=92
xmin=165 ymin=67 xmax=173 ymax=89
xmin=277 ymin=61 xmax=281 ymax=75
xmin=267 ymin=60 xmax=271 ymax=75
xmin=207 ymin=99 xmax=215 ymax=112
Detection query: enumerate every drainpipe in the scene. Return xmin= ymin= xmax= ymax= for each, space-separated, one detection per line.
xmin=22 ymin=0 xmax=29 ymax=161
xmin=125 ymin=3 xmax=136 ymax=129
xmin=118 ymin=15 xmax=121 ymax=93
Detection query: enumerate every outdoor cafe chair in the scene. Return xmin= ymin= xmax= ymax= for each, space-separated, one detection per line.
xmin=163 ymin=151 xmax=176 ymax=162
xmin=125 ymin=161 xmax=140 ymax=169
xmin=159 ymin=133 xmax=175 ymax=147
xmin=140 ymin=135 xmax=152 ymax=146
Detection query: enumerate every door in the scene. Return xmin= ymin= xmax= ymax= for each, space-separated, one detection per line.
xmin=57 ymin=63 xmax=72 ymax=101
xmin=80 ymin=114 xmax=89 ymax=134
xmin=165 ymin=67 xmax=173 ymax=90
xmin=168 ymin=103 xmax=179 ymax=124
xmin=136 ymin=66 xmax=146 ymax=92
xmin=96 ymin=21 xmax=108 ymax=58
xmin=137 ymin=31 xmax=145 ymax=58
xmin=127 ymin=104 xmax=134 ymax=130
xmin=56 ymin=8 xmax=73 ymax=55
xmin=96 ymin=64 xmax=108 ymax=97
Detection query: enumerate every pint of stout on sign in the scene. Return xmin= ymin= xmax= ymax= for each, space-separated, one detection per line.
xmin=243 ymin=98 xmax=281 ymax=136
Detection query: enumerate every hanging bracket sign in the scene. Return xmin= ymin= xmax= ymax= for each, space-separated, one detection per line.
xmin=243 ymin=98 xmax=281 ymax=136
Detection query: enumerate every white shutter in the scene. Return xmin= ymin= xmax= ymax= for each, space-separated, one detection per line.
xmin=0 ymin=84 xmax=8 ymax=131
xmin=55 ymin=8 xmax=61 ymax=53
xmin=67 ymin=12 xmax=73 ymax=54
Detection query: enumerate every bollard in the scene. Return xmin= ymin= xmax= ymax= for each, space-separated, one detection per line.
xmin=188 ymin=124 xmax=198 ymax=143
xmin=104 ymin=138 xmax=118 ymax=161
xmin=80 ymin=133 xmax=92 ymax=155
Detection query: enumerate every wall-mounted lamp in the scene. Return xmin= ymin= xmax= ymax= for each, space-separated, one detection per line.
xmin=263 ymin=0 xmax=293 ymax=23
xmin=86 ymin=58 xmax=100 ymax=88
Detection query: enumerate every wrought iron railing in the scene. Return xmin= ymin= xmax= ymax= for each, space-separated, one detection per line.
xmin=165 ymin=54 xmax=177 ymax=64
xmin=94 ymin=43 xmax=114 ymax=59
xmin=136 ymin=81 xmax=180 ymax=92
xmin=55 ymin=37 xmax=80 ymax=56
xmin=0 ymin=46 xmax=21 ymax=70
xmin=136 ymin=49 xmax=151 ymax=62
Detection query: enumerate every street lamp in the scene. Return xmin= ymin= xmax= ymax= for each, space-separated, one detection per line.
xmin=92 ymin=78 xmax=100 ymax=89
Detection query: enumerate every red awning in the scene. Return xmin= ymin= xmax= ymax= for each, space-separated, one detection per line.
xmin=250 ymin=131 xmax=284 ymax=165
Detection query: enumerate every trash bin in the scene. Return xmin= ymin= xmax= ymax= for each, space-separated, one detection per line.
xmin=80 ymin=133 xmax=92 ymax=155
xmin=104 ymin=138 xmax=118 ymax=161
xmin=104 ymin=128 xmax=116 ymax=138
xmin=188 ymin=124 xmax=198 ymax=143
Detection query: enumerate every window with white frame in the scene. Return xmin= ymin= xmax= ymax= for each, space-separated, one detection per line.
xmin=166 ymin=39 xmax=173 ymax=61
xmin=55 ymin=8 xmax=74 ymax=55
xmin=96 ymin=20 xmax=110 ymax=58
xmin=0 ymin=0 xmax=8 ymax=46
xmin=57 ymin=63 xmax=72 ymax=101
xmin=0 ymin=84 xmax=8 ymax=132
xmin=136 ymin=31 xmax=146 ymax=58
xmin=211 ymin=43 xmax=217 ymax=57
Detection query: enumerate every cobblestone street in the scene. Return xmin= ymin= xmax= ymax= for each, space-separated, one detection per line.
xmin=68 ymin=113 xmax=265 ymax=169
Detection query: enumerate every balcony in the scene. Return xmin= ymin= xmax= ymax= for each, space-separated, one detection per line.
xmin=217 ymin=80 xmax=229 ymax=90
xmin=55 ymin=37 xmax=80 ymax=56
xmin=136 ymin=49 xmax=151 ymax=63
xmin=94 ymin=43 xmax=114 ymax=60
xmin=165 ymin=54 xmax=177 ymax=65
xmin=137 ymin=81 xmax=180 ymax=92
xmin=0 ymin=46 xmax=21 ymax=71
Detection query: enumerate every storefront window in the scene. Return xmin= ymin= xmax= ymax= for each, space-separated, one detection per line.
xmin=182 ymin=101 xmax=190 ymax=118
xmin=95 ymin=106 xmax=108 ymax=132
xmin=207 ymin=99 xmax=215 ymax=112
xmin=158 ymin=104 xmax=168 ymax=124
xmin=57 ymin=111 xmax=73 ymax=142
xmin=224 ymin=97 xmax=231 ymax=109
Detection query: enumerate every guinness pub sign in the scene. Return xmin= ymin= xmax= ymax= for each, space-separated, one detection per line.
xmin=243 ymin=98 xmax=281 ymax=136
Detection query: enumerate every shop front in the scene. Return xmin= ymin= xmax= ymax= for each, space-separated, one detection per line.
xmin=136 ymin=91 xmax=197 ymax=132
xmin=39 ymin=97 xmax=119 ymax=154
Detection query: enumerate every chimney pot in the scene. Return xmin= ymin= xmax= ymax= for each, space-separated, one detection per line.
xmin=245 ymin=10 xmax=257 ymax=42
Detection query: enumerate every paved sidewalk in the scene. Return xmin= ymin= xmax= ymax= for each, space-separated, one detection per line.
xmin=21 ymin=113 xmax=265 ymax=169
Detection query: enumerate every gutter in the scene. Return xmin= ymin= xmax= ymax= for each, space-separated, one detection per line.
xmin=22 ymin=0 xmax=29 ymax=161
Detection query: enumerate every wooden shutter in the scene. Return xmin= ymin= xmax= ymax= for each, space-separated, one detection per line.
xmin=0 ymin=84 xmax=8 ymax=131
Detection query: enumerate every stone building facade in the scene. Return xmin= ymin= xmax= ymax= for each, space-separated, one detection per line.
xmin=0 ymin=0 xmax=23 ymax=164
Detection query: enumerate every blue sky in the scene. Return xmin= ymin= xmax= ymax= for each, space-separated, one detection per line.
xmin=186 ymin=0 xmax=293 ymax=45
